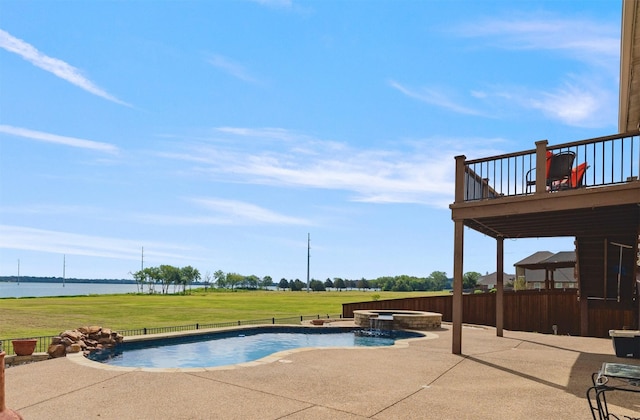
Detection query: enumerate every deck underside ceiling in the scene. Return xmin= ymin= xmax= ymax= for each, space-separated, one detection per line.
xmin=463 ymin=203 xmax=640 ymax=239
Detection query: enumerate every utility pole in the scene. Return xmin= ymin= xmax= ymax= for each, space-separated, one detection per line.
xmin=307 ymin=233 xmax=310 ymax=293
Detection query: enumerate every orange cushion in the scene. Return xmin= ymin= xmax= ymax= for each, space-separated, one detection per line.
xmin=570 ymin=162 xmax=588 ymax=187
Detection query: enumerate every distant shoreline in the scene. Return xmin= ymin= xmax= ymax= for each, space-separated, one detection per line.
xmin=0 ymin=276 xmax=136 ymax=285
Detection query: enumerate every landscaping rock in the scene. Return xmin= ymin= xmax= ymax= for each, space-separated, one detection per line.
xmin=48 ymin=326 xmax=123 ymax=358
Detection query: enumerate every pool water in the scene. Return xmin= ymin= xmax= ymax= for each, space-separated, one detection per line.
xmin=87 ymin=327 xmax=422 ymax=368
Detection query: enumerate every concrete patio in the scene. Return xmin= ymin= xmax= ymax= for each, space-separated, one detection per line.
xmin=4 ymin=324 xmax=640 ymax=419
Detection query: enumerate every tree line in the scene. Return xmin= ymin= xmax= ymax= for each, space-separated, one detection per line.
xmin=131 ymin=267 xmax=482 ymax=294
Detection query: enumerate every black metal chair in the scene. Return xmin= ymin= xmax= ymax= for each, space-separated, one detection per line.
xmin=546 ymin=151 xmax=575 ymax=191
xmin=526 ymin=151 xmax=576 ymax=192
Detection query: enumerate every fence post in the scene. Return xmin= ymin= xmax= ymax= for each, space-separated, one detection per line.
xmin=454 ymin=155 xmax=466 ymax=203
xmin=196 ymin=323 xmax=199 ymax=330
xmin=144 ymin=328 xmax=147 ymax=335
xmin=535 ymin=140 xmax=548 ymax=194
xmin=272 ymin=318 xmax=275 ymax=324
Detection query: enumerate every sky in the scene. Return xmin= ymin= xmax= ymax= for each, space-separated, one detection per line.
xmin=0 ymin=0 xmax=624 ymax=282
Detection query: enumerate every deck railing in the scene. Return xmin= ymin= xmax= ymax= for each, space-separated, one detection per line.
xmin=457 ymin=132 xmax=640 ymax=202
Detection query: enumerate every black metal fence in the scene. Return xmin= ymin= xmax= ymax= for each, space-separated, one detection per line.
xmin=1 ymin=314 xmax=342 ymax=356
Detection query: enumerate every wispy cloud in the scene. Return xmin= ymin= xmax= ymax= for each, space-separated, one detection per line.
xmin=207 ymin=54 xmax=258 ymax=83
xmin=126 ymin=198 xmax=310 ymax=226
xmin=0 ymin=225 xmax=196 ymax=261
xmin=158 ymin=127 xmax=486 ymax=208
xmin=248 ymin=0 xmax=293 ymax=8
xmin=0 ymin=29 xmax=130 ymax=106
xmin=389 ymin=80 xmax=487 ymax=117
xmin=0 ymin=125 xmax=119 ymax=154
xmin=454 ymin=15 xmax=619 ymax=67
xmin=190 ymin=197 xmax=310 ymax=225
xmin=402 ymin=14 xmax=619 ymax=128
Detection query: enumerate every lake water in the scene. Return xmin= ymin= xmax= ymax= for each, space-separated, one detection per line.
xmin=0 ymin=282 xmax=140 ymax=298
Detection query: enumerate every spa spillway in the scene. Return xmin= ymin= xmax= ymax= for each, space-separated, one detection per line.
xmin=353 ymin=310 xmax=442 ymax=331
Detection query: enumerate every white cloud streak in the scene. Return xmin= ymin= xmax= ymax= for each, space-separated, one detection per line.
xmin=389 ymin=80 xmax=487 ymax=117
xmin=0 ymin=125 xmax=119 ymax=154
xmin=160 ymin=128 xmax=480 ymax=208
xmin=455 ymin=16 xmax=619 ymax=66
xmin=396 ymin=14 xmax=619 ymax=128
xmin=190 ymin=198 xmax=310 ymax=225
xmin=207 ymin=54 xmax=258 ymax=83
xmin=0 ymin=29 xmax=130 ymax=106
xmin=0 ymin=225 xmax=194 ymax=261
xmin=248 ymin=0 xmax=293 ymax=8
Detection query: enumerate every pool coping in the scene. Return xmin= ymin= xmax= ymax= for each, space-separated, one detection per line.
xmin=66 ymin=323 xmax=438 ymax=373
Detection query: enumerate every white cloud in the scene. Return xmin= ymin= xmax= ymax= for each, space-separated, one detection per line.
xmin=0 ymin=225 xmax=195 ymax=261
xmin=526 ymin=82 xmax=614 ymax=127
xmin=190 ymin=197 xmax=310 ymax=225
xmin=0 ymin=125 xmax=119 ymax=153
xmin=160 ymin=128 xmax=471 ymax=208
xmin=389 ymin=80 xmax=487 ymax=117
xmin=454 ymin=15 xmax=619 ymax=66
xmin=207 ymin=54 xmax=258 ymax=83
xmin=0 ymin=29 xmax=130 ymax=106
xmin=248 ymin=0 xmax=293 ymax=8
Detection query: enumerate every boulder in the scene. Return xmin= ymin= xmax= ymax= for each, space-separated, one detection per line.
xmin=48 ymin=326 xmax=121 ymax=358
xmin=66 ymin=343 xmax=82 ymax=353
xmin=47 ymin=344 xmax=66 ymax=358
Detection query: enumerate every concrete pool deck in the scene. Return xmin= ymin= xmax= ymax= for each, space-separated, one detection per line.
xmin=4 ymin=323 xmax=640 ymax=419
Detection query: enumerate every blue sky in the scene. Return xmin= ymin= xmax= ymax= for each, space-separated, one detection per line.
xmin=0 ymin=1 xmax=622 ymax=281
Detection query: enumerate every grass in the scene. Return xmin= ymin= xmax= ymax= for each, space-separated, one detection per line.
xmin=0 ymin=289 xmax=443 ymax=338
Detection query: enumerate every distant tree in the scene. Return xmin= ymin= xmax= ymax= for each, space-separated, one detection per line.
xmin=463 ymin=271 xmax=481 ymax=289
xmin=158 ymin=265 xmax=180 ymax=294
xmin=428 ymin=271 xmax=449 ymax=291
xmin=226 ymin=273 xmax=243 ymax=291
xmin=244 ymin=275 xmax=259 ymax=289
xmin=356 ymin=278 xmax=369 ymax=290
xmin=214 ymin=270 xmax=226 ymax=289
xmin=203 ymin=271 xmax=212 ymax=291
xmin=289 ymin=279 xmax=305 ymax=291
xmin=144 ymin=266 xmax=161 ymax=294
xmin=333 ymin=278 xmax=346 ymax=290
xmin=324 ymin=278 xmax=334 ymax=289
xmin=309 ymin=279 xmax=326 ymax=291
xmin=260 ymin=275 xmax=273 ymax=289
xmin=392 ymin=279 xmax=411 ymax=292
xmin=130 ymin=269 xmax=147 ymax=293
xmin=180 ymin=266 xmax=200 ymax=293
xmin=278 ymin=278 xmax=289 ymax=290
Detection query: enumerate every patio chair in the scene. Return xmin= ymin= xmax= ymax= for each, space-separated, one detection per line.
xmin=557 ymin=162 xmax=589 ymax=190
xmin=526 ymin=151 xmax=575 ymax=192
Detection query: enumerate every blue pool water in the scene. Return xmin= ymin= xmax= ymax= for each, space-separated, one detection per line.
xmin=88 ymin=327 xmax=423 ymax=368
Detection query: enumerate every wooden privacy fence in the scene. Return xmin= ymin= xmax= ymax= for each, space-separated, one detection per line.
xmin=342 ymin=290 xmax=611 ymax=337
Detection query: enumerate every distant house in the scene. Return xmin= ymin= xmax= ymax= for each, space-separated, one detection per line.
xmin=476 ymin=272 xmax=515 ymax=291
xmin=514 ymin=251 xmax=577 ymax=290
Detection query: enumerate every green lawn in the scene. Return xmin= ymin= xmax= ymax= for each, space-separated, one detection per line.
xmin=1 ymin=289 xmax=442 ymax=338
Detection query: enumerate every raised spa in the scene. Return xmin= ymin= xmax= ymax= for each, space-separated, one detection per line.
xmin=86 ymin=326 xmax=424 ymax=369
xmin=353 ymin=309 xmax=442 ymax=331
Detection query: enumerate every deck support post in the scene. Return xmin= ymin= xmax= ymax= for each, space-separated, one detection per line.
xmin=453 ymin=219 xmax=464 ymax=355
xmin=496 ymin=237 xmax=504 ymax=337
xmin=452 ymin=155 xmax=466 ymax=355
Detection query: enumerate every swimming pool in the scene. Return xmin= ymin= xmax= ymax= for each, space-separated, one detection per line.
xmin=87 ymin=326 xmax=424 ymax=369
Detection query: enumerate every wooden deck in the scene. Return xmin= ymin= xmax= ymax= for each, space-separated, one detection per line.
xmin=449 ymin=134 xmax=640 ymax=353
